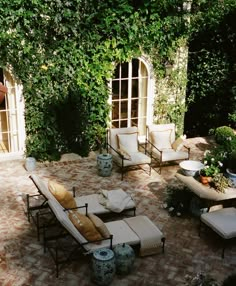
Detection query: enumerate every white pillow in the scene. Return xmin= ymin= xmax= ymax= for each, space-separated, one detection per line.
xmin=151 ymin=129 xmax=172 ymax=149
xmin=117 ymin=133 xmax=138 ymax=153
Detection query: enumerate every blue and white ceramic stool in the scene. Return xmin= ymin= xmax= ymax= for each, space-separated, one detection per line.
xmin=97 ymin=154 xmax=113 ymax=177
xmin=91 ymin=248 xmax=116 ymax=285
xmin=113 ymin=243 xmax=135 ymax=275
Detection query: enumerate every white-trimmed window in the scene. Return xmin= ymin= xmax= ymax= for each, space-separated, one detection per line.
xmin=110 ymin=58 xmax=152 ymax=137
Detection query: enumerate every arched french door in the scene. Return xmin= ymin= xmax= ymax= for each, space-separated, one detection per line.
xmin=0 ymin=68 xmax=25 ymax=158
xmin=110 ymin=58 xmax=153 ymax=138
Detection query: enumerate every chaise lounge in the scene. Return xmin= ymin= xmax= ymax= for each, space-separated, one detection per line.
xmin=45 ymin=196 xmax=165 ymax=277
xmin=26 ymin=175 xmax=136 ymax=239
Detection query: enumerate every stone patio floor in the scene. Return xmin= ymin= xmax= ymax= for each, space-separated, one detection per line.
xmin=0 ymin=136 xmax=236 ymax=286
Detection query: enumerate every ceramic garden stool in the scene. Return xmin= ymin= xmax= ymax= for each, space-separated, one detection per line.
xmin=113 ymin=243 xmax=135 ymax=275
xmin=25 ymin=157 xmax=36 ymax=172
xmin=97 ymin=154 xmax=113 ymax=177
xmin=91 ymin=248 xmax=116 ymax=286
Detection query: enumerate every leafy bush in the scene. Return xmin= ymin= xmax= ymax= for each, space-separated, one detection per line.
xmin=164 ymin=185 xmax=194 ymax=217
xmin=215 ymin=126 xmax=235 ymax=145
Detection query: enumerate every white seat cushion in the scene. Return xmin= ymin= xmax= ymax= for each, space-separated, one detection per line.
xmin=113 ymin=151 xmax=151 ymax=167
xmin=201 ymin=207 xmax=236 ymax=239
xmin=152 ymin=148 xmax=189 ymax=162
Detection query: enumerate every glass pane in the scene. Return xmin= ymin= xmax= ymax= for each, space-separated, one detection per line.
xmin=121 ymin=120 xmax=128 ymax=128
xmin=112 ymin=80 xmax=119 ymax=100
xmin=132 ymin=59 xmax=139 ymax=77
xmin=131 ymin=79 xmax=138 ymax=98
xmin=112 ymin=101 xmax=119 ymax=120
xmin=121 ymin=62 xmax=128 ymax=78
xmin=121 ymin=80 xmax=128 ymax=99
xmin=112 ymin=121 xmax=119 ymax=128
xmin=131 ymin=118 xmax=138 ymax=127
xmin=121 ymin=101 xmax=128 ymax=119
xmin=114 ymin=64 xmax=120 ymax=79
xmin=131 ymin=99 xmax=138 ymax=118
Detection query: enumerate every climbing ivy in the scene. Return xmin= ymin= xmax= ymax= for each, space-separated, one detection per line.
xmin=0 ymin=0 xmax=190 ymax=160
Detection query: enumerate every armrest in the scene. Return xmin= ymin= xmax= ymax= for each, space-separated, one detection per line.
xmin=81 ymin=234 xmax=113 ymax=249
xmin=145 ymin=138 xmax=162 ymax=153
xmin=63 ymin=203 xmax=88 ymax=216
xmin=107 ymin=143 xmax=125 ymax=159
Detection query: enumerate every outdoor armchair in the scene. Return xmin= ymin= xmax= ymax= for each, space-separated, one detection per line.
xmin=107 ymin=126 xmax=151 ymax=180
xmin=146 ymin=123 xmax=190 ymax=173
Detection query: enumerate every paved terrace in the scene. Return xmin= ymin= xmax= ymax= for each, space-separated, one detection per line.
xmin=0 ymin=136 xmax=236 ymax=286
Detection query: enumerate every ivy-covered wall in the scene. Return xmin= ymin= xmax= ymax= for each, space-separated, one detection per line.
xmin=0 ymin=0 xmax=190 ymax=160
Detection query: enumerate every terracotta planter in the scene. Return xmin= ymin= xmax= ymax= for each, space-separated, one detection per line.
xmin=200 ymin=175 xmax=212 ymax=185
xmin=0 ymin=83 xmax=7 ymax=105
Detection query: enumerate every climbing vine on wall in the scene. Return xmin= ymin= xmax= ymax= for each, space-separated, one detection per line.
xmin=0 ymin=0 xmax=190 ymax=160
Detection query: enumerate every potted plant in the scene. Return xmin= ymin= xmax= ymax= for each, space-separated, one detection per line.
xmin=200 ymin=150 xmax=222 ymax=184
xmin=226 ymin=150 xmax=236 ymax=187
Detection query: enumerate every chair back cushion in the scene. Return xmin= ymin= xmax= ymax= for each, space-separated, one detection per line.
xmin=117 ymin=133 xmax=138 ymax=153
xmin=48 ymin=199 xmax=87 ymax=244
xmin=147 ymin=123 xmax=175 ymax=149
xmin=30 ymin=175 xmax=55 ymax=201
xmin=109 ymin=127 xmax=138 ymax=154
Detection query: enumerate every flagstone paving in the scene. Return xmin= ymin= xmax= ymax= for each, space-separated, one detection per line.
xmin=0 ymin=136 xmax=236 ymax=286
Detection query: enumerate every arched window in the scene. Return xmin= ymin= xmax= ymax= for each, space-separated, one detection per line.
xmin=110 ymin=58 xmax=152 ymax=137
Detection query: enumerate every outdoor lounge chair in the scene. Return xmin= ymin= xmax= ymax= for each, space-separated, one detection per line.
xmin=107 ymin=126 xmax=151 ymax=180
xmin=26 ymin=175 xmax=136 ymax=239
xmin=146 ymin=123 xmax=190 ymax=173
xmin=199 ymin=207 xmax=236 ymax=258
xmin=44 ymin=197 xmax=165 ymax=277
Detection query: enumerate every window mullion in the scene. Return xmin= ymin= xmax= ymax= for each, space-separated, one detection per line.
xmin=127 ymin=62 xmax=132 ymax=127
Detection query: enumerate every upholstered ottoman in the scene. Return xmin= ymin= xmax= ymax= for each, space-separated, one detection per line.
xmin=200 ymin=207 xmax=236 ymax=257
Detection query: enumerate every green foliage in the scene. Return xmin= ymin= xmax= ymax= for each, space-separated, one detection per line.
xmin=211 ymin=173 xmax=231 ymax=193
xmin=0 ymin=0 xmax=189 ymax=160
xmin=184 ymin=0 xmax=236 ymax=137
xmin=164 ymin=185 xmax=193 ymax=217
xmin=215 ymin=126 xmax=236 ymax=145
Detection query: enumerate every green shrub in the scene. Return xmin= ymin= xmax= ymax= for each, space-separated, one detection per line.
xmin=215 ymin=126 xmax=235 ymax=145
xmin=164 ymin=185 xmax=194 ymax=217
